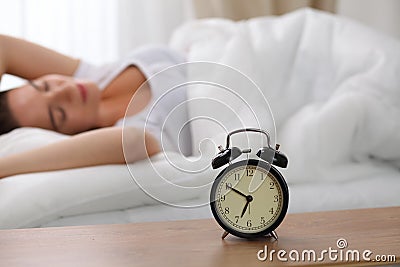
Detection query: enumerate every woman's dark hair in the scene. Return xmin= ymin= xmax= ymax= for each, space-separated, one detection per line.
xmin=0 ymin=90 xmax=19 ymax=135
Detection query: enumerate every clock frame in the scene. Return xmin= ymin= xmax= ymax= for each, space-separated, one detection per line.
xmin=210 ymin=159 xmax=289 ymax=239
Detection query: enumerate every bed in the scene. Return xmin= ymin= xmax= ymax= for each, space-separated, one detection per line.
xmin=1 ymin=8 xmax=399 ymax=229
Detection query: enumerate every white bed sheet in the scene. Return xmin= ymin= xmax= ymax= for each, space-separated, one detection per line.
xmin=43 ymin=171 xmax=400 ymax=228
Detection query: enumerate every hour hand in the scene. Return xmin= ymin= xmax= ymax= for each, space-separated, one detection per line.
xmin=226 ymin=185 xmax=247 ymax=198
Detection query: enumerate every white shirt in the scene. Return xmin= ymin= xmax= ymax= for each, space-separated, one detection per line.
xmin=74 ymin=45 xmax=192 ymax=156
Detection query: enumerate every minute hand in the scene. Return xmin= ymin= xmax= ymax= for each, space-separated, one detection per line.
xmin=240 ymin=201 xmax=250 ymax=218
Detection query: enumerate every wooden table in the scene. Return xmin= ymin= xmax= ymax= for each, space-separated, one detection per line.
xmin=0 ymin=207 xmax=399 ymax=267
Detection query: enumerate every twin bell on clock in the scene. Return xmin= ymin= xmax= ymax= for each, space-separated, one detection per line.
xmin=209 ymin=128 xmax=289 ymax=240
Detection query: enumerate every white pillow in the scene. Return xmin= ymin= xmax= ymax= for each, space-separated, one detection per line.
xmin=0 ymin=127 xmax=67 ymax=157
xmin=184 ymin=63 xmax=276 ymax=158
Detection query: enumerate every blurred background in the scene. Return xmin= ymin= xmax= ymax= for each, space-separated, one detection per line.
xmin=1 ymin=0 xmax=399 ymax=89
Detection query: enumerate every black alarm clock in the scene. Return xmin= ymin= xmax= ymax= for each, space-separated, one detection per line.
xmin=210 ymin=128 xmax=289 ymax=239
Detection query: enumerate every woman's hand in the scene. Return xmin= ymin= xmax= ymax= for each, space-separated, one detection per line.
xmin=0 ymin=127 xmax=160 ymax=179
xmin=0 ymin=34 xmax=79 ymax=80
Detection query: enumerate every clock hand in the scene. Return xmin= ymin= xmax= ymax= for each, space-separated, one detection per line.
xmin=240 ymin=201 xmax=250 ymax=218
xmin=226 ymin=185 xmax=247 ymax=198
xmin=240 ymin=195 xmax=253 ymax=218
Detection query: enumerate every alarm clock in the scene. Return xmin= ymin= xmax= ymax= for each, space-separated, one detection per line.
xmin=210 ymin=128 xmax=289 ymax=239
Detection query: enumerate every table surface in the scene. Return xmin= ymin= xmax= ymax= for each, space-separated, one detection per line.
xmin=0 ymin=207 xmax=399 ymax=267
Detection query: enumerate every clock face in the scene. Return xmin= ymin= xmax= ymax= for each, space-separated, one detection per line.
xmin=210 ymin=159 xmax=288 ymax=238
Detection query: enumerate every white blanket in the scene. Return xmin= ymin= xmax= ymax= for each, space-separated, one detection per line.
xmin=170 ymin=8 xmax=400 ymax=183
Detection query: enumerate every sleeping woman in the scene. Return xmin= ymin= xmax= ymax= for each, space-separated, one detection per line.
xmin=0 ymin=34 xmax=191 ymax=179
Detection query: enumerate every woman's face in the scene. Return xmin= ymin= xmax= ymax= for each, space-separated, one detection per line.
xmin=7 ymin=74 xmax=101 ymax=135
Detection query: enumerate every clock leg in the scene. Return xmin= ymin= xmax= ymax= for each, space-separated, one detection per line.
xmin=269 ymin=230 xmax=278 ymax=240
xmin=221 ymin=231 xmax=229 ymax=239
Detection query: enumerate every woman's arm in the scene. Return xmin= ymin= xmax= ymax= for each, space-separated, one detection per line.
xmin=0 ymin=127 xmax=160 ymax=179
xmin=0 ymin=34 xmax=80 ymax=79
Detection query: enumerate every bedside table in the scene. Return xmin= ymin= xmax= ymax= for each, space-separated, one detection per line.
xmin=0 ymin=207 xmax=399 ymax=266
